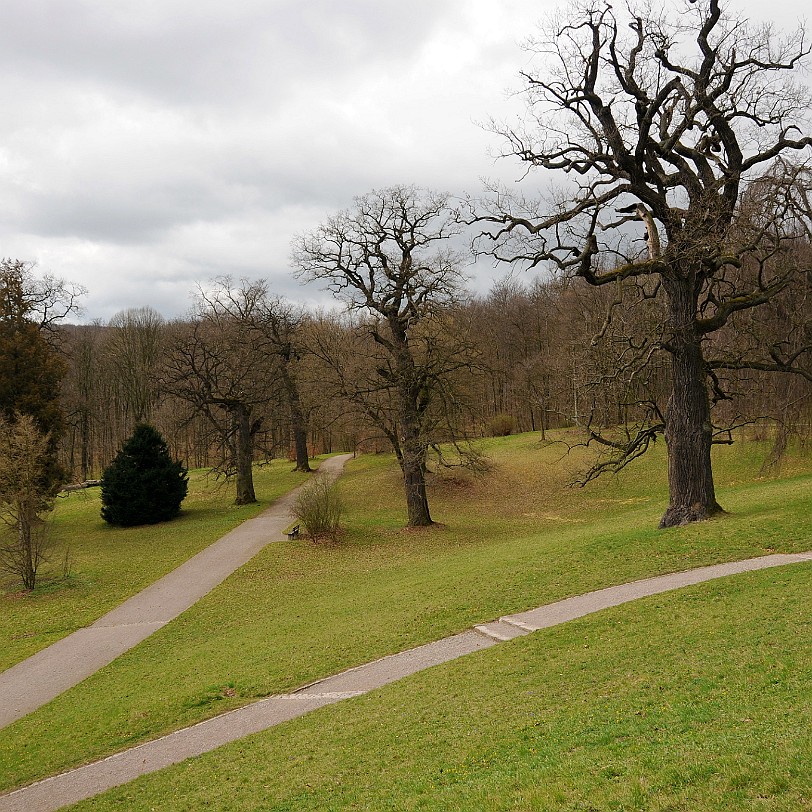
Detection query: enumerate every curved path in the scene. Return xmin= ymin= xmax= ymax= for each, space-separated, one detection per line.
xmin=1 ymin=549 xmax=811 ymax=812
xmin=0 ymin=454 xmax=353 ymax=731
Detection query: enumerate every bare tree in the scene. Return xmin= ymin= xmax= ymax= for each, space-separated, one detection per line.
xmin=163 ymin=285 xmax=289 ymax=505
xmin=478 ymin=0 xmax=812 ymax=526
xmin=106 ymin=307 xmax=165 ymax=425
xmin=60 ymin=323 xmax=104 ymax=480
xmin=0 ymin=414 xmax=55 ymax=590
xmin=302 ymin=312 xmax=400 ymax=455
xmin=468 ymin=277 xmax=576 ymax=438
xmin=164 ymin=321 xmax=259 ymax=505
xmin=198 ymin=279 xmax=313 ymax=472
xmin=293 ymin=186 xmax=469 ymax=527
xmin=0 ymin=258 xmax=84 ymax=340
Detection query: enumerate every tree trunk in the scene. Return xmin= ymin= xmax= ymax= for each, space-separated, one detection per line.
xmin=660 ymin=278 xmax=723 ymax=528
xmin=80 ymin=408 xmax=90 ymax=481
xmin=233 ymin=405 xmax=257 ymax=505
xmin=401 ymin=428 xmax=432 ymax=527
xmin=388 ymin=320 xmax=433 ymax=528
xmin=397 ymin=386 xmax=432 ymax=527
xmin=281 ymin=366 xmax=311 ymax=472
xmin=291 ymin=423 xmax=310 ymax=472
xmin=18 ymin=510 xmax=36 ymax=591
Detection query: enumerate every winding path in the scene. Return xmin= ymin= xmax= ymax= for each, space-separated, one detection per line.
xmin=1 ymin=548 xmax=811 ymax=812
xmin=0 ymin=454 xmax=352 ymax=730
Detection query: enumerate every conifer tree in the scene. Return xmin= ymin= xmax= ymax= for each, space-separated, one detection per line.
xmin=101 ymin=424 xmax=188 ymax=526
xmin=0 ymin=260 xmax=81 ymax=493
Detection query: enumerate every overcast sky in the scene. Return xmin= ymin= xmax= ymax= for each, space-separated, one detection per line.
xmin=0 ymin=1 xmax=806 ymax=322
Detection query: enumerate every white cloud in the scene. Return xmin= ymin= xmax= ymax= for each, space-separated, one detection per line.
xmin=0 ymin=0 xmax=801 ymax=321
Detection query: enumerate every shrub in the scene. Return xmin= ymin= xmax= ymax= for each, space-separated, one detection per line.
xmin=487 ymin=413 xmax=516 ymax=437
xmin=293 ymin=473 xmax=343 ymax=541
xmin=101 ymin=424 xmax=188 ymax=527
xmin=0 ymin=414 xmax=55 ymax=589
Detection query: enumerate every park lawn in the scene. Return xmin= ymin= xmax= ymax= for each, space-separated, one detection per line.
xmin=68 ymin=562 xmax=812 ymax=811
xmin=0 ymin=459 xmax=312 ymax=671
xmin=0 ymin=432 xmax=809 ymax=795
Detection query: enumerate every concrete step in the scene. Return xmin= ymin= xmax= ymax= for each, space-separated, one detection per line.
xmin=474 ymin=620 xmax=532 ymax=642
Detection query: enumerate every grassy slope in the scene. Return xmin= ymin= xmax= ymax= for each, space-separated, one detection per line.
xmin=73 ymin=565 xmax=812 ymax=812
xmin=0 ymin=459 xmax=310 ymax=669
xmin=0 ymin=432 xmax=809 ymax=803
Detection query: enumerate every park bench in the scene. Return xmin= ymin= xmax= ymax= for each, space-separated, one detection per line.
xmin=287 ymin=525 xmax=300 ymax=540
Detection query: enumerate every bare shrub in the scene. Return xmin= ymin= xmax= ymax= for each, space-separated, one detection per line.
xmin=487 ymin=413 xmax=516 ymax=437
xmin=293 ymin=473 xmax=343 ymax=542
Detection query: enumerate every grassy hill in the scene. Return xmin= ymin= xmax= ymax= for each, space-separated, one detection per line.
xmin=0 ymin=431 xmax=810 ymax=809
xmin=0 ymin=459 xmax=311 ymax=670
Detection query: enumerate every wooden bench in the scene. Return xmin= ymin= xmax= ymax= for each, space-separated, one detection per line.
xmin=286 ymin=525 xmax=300 ymax=540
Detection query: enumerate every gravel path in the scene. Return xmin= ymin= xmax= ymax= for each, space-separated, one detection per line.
xmin=0 ymin=454 xmax=352 ymax=731
xmin=2 ymin=549 xmax=810 ymax=812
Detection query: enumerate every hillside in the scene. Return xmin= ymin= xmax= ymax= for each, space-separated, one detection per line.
xmin=0 ymin=431 xmax=810 ymax=809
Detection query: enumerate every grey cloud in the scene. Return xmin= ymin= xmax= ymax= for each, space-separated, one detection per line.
xmin=3 ymin=0 xmax=792 ymax=323
xmin=0 ymin=0 xmax=450 ymax=108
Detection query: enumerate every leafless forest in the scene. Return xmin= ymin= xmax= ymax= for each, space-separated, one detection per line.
xmin=55 ymin=266 xmax=810 ymax=483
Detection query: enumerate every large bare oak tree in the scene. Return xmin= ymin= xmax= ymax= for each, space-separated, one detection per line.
xmin=478 ymin=0 xmax=812 ymax=527
xmin=163 ymin=279 xmax=311 ymax=504
xmin=197 ymin=278 xmax=313 ymax=473
xmin=293 ymin=186 xmax=467 ymax=527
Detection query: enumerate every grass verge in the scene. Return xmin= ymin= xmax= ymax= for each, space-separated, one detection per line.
xmin=0 ymin=459 xmax=311 ymax=670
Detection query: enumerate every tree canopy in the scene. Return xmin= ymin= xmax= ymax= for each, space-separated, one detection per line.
xmin=478 ymin=0 xmax=812 ymax=526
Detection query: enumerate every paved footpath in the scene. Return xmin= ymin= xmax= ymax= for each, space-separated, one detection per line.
xmin=0 ymin=454 xmax=352 ymax=731
xmin=1 ymin=549 xmax=811 ymax=812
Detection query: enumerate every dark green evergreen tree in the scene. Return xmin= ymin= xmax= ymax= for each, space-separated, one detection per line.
xmin=101 ymin=424 xmax=188 ymax=526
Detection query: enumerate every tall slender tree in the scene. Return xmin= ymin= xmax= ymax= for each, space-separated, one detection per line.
xmin=106 ymin=307 xmax=165 ymax=425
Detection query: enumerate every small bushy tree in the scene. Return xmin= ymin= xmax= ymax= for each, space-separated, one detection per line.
xmin=487 ymin=413 xmax=516 ymax=437
xmin=101 ymin=424 xmax=188 ymax=527
xmin=0 ymin=414 xmax=55 ymax=590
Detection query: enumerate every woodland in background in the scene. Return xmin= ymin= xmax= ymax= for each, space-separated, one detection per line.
xmin=55 ymin=268 xmax=811 ymax=485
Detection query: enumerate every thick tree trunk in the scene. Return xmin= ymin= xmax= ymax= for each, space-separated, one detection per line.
xmin=660 ymin=279 xmax=724 ymax=528
xmin=281 ymin=367 xmax=311 ymax=472
xmin=393 ymin=348 xmax=432 ymax=527
xmin=400 ymin=415 xmax=432 ymax=527
xmin=233 ymin=405 xmax=257 ymax=505
xmin=291 ymin=423 xmax=310 ymax=473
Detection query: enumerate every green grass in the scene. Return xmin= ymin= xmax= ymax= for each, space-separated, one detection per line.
xmin=69 ymin=563 xmax=812 ymax=811
xmin=0 ymin=432 xmax=810 ymax=804
xmin=0 ymin=459 xmax=311 ymax=670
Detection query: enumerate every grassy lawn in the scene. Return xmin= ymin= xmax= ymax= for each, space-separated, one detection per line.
xmin=0 ymin=431 xmax=809 ymax=803
xmin=70 ymin=563 xmax=812 ymax=811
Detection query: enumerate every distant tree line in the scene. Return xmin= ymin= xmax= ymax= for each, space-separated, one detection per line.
xmin=52 ymin=245 xmax=810 ymax=491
